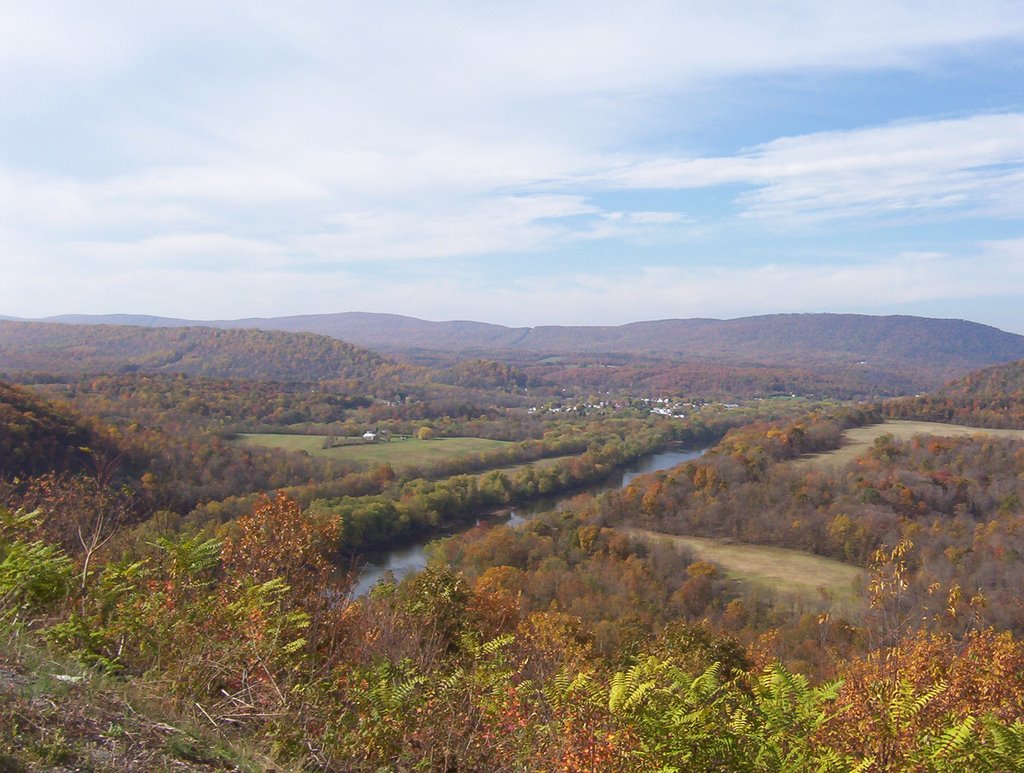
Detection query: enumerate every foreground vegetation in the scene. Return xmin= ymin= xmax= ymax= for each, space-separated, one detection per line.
xmin=4 ymin=495 xmax=1024 ymax=771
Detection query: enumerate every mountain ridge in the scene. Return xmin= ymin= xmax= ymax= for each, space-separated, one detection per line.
xmin=16 ymin=310 xmax=1023 ymax=364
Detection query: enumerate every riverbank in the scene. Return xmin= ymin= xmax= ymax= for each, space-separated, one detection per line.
xmin=350 ymin=446 xmax=707 ymax=596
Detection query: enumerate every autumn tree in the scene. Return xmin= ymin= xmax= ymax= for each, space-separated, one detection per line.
xmin=221 ymin=492 xmax=339 ymax=601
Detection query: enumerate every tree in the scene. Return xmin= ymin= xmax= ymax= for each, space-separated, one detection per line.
xmin=417 ymin=426 xmax=435 ymax=441
xmin=221 ymin=492 xmax=338 ymax=600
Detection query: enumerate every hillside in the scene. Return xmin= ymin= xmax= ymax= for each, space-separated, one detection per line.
xmin=0 ymin=380 xmax=97 ymax=477
xmin=882 ymin=357 xmax=1024 ymax=429
xmin=0 ymin=321 xmax=404 ymax=385
xmin=936 ymin=358 xmax=1024 ymax=402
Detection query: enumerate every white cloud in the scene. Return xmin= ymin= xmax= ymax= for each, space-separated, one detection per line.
xmin=296 ymin=195 xmax=599 ymax=262
xmin=605 ymin=113 xmax=1024 ymax=224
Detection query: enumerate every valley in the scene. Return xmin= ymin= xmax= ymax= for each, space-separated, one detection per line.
xmin=4 ymin=313 xmax=1024 ymax=770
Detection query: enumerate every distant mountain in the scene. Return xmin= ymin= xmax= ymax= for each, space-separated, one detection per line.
xmin=0 ymin=321 xmax=405 ymax=385
xmin=41 ymin=313 xmax=193 ymax=328
xmin=39 ymin=311 xmax=531 ymax=349
xmin=28 ymin=311 xmax=1024 ymax=380
xmin=12 ymin=311 xmax=1024 ymax=393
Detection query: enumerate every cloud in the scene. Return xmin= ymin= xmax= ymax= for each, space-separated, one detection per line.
xmin=2 ymin=2 xmax=1023 ymax=326
xmin=604 ymin=113 xmax=1024 ymax=224
xmin=296 ymin=195 xmax=599 ymax=262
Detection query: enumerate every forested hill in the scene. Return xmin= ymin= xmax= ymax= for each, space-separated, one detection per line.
xmin=0 ymin=321 xmax=410 ymax=385
xmin=0 ymin=380 xmax=97 ymax=477
xmin=31 ymin=311 xmax=1024 ymax=375
xmin=936 ymin=358 xmax=1024 ymax=401
xmin=300 ymin=313 xmax=1024 ymax=374
xmin=883 ymin=357 xmax=1024 ymax=428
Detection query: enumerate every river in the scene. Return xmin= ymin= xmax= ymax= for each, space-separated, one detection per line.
xmin=350 ymin=446 xmax=706 ymax=597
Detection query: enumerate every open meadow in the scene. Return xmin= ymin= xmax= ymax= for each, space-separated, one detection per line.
xmin=234 ymin=433 xmax=512 ymax=470
xmin=794 ymin=419 xmax=1024 ymax=469
xmin=624 ymin=527 xmax=865 ymax=614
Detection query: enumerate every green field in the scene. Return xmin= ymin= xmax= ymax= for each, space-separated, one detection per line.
xmin=794 ymin=420 xmax=1024 ymax=469
xmin=486 ymin=454 xmax=579 ymax=475
xmin=234 ymin=433 xmax=512 ymax=470
xmin=624 ymin=527 xmax=864 ymax=612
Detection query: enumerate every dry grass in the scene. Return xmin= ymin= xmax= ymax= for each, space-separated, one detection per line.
xmin=793 ymin=420 xmax=1024 ymax=469
xmin=624 ymin=527 xmax=865 ymax=613
xmin=0 ymin=629 xmax=286 ymax=772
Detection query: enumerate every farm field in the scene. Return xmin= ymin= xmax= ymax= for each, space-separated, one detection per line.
xmin=234 ymin=433 xmax=512 ymax=469
xmin=623 ymin=527 xmax=865 ymax=612
xmin=794 ymin=419 xmax=1024 ymax=469
xmin=485 ymin=454 xmax=579 ymax=475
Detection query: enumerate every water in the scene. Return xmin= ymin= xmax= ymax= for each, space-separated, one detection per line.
xmin=351 ymin=446 xmax=706 ymax=596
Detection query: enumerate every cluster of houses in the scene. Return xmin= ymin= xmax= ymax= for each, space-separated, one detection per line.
xmin=526 ymin=396 xmax=693 ymax=418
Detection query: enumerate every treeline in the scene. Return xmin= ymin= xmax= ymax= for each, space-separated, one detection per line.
xmin=293 ymin=409 xmax=770 ymax=555
xmin=26 ymin=371 xmax=553 ymax=455
xmin=519 ymin=357 xmax=924 ymax=399
xmin=437 ymin=358 xmax=529 ymax=391
xmin=2 ymin=371 xmax=814 ymax=551
xmin=45 ymin=373 xmax=372 ymax=430
xmin=884 ymin=357 xmax=1024 ymax=428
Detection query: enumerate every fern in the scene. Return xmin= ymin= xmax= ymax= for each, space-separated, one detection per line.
xmin=609 ymin=658 xmax=665 ymax=714
xmin=0 ymin=537 xmax=74 ymax=619
xmin=542 ymin=666 xmax=603 ymax=719
xmin=888 ymin=678 xmax=946 ymax=722
xmin=151 ymin=532 xmax=221 ymax=591
xmin=928 ymin=715 xmax=976 ymax=760
xmin=986 ymin=718 xmax=1024 ymax=759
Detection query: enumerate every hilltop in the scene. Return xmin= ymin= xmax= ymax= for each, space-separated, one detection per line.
xmin=0 ymin=321 xmax=407 ymax=386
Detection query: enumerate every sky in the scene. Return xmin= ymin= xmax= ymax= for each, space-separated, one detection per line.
xmin=2 ymin=1 xmax=1024 ymax=332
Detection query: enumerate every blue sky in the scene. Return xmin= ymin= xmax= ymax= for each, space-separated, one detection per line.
xmin=2 ymin=2 xmax=1024 ymax=332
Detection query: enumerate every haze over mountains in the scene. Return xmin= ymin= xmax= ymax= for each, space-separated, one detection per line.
xmin=19 ymin=311 xmax=1024 ymax=369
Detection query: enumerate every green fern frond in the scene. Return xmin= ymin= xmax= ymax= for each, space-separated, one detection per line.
xmin=928 ymin=715 xmax=976 ymax=760
xmin=889 ymin=678 xmax=946 ymax=721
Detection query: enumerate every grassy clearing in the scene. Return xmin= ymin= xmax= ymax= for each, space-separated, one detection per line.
xmin=624 ymin=527 xmax=865 ymax=613
xmin=234 ymin=433 xmax=512 ymax=470
xmin=485 ymin=454 xmax=579 ymax=476
xmin=794 ymin=420 xmax=1024 ymax=469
